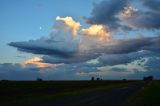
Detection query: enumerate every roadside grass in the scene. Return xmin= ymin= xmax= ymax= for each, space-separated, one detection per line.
xmin=125 ymin=81 xmax=160 ymax=106
xmin=0 ymin=80 xmax=139 ymax=106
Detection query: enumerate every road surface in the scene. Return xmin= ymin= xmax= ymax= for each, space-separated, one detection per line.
xmin=37 ymin=82 xmax=145 ymax=106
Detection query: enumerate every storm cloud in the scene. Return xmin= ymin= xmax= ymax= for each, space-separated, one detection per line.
xmin=85 ymin=0 xmax=130 ymax=31
xmin=119 ymin=10 xmax=160 ymax=30
xmin=141 ymin=0 xmax=160 ymax=12
xmin=9 ymin=22 xmax=79 ymax=58
xmin=86 ymin=0 xmax=160 ymax=31
xmin=5 ymin=0 xmax=160 ymax=80
xmin=9 ymin=34 xmax=160 ymax=65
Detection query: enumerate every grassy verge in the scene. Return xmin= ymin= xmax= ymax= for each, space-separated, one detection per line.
xmin=125 ymin=81 xmax=160 ymax=106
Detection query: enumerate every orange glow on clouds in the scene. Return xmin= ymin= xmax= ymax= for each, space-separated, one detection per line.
xmin=22 ymin=57 xmax=57 ymax=68
xmin=55 ymin=16 xmax=111 ymax=41
xmin=56 ymin=16 xmax=81 ymax=36
xmin=81 ymin=25 xmax=111 ymax=41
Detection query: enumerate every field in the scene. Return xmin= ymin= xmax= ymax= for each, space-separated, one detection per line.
xmin=126 ymin=81 xmax=160 ymax=106
xmin=0 ymin=80 xmax=158 ymax=106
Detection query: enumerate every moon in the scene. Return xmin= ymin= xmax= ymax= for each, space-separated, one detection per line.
xmin=39 ymin=26 xmax=42 ymax=30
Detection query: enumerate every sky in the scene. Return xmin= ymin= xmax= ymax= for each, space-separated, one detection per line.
xmin=0 ymin=0 xmax=160 ymax=80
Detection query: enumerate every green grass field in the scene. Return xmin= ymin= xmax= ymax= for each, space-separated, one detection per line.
xmin=0 ymin=80 xmax=138 ymax=106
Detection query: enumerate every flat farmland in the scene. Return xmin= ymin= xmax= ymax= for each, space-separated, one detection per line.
xmin=0 ymin=80 xmax=148 ymax=106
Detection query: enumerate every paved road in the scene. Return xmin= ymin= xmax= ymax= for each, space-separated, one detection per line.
xmin=38 ymin=82 xmax=145 ymax=106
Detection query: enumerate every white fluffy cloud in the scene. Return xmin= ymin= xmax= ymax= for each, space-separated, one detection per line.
xmin=81 ymin=25 xmax=111 ymax=41
xmin=56 ymin=16 xmax=81 ymax=36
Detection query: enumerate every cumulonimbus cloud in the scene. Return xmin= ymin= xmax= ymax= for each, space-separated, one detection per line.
xmin=8 ymin=11 xmax=160 ymax=66
xmin=7 ymin=0 xmax=160 ymax=80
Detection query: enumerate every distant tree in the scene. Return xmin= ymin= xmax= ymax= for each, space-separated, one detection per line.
xmin=122 ymin=79 xmax=127 ymax=81
xmin=96 ymin=78 xmax=100 ymax=81
xmin=37 ymin=77 xmax=43 ymax=81
xmin=143 ymin=76 xmax=153 ymax=81
xmin=1 ymin=80 xmax=9 ymax=82
xmin=91 ymin=76 xmax=95 ymax=81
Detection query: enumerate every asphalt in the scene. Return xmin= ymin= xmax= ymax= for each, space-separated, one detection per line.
xmin=37 ymin=82 xmax=146 ymax=106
